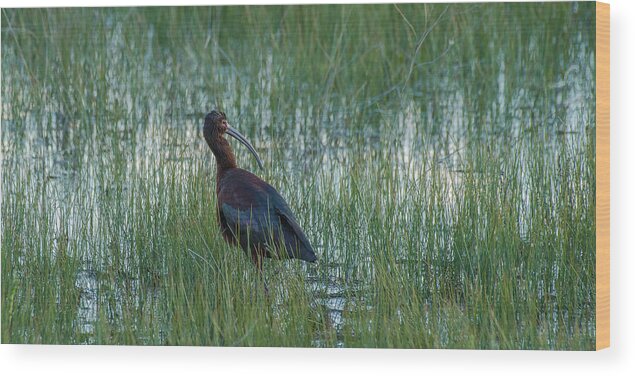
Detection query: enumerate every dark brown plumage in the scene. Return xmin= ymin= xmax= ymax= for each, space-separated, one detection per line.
xmin=203 ymin=110 xmax=317 ymax=274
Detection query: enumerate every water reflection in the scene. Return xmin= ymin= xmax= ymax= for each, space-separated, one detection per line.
xmin=75 ymin=269 xmax=98 ymax=343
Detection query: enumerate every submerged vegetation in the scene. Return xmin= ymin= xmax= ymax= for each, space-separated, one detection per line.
xmin=2 ymin=3 xmax=596 ymax=349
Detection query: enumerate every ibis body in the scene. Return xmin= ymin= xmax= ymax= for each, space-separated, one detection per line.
xmin=203 ymin=110 xmax=317 ymax=271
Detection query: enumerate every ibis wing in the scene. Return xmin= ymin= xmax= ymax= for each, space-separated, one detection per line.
xmin=275 ymin=207 xmax=317 ymax=262
xmin=218 ymin=177 xmax=270 ymax=252
xmin=217 ymin=168 xmax=316 ymax=262
xmin=220 ymin=202 xmax=263 ymax=236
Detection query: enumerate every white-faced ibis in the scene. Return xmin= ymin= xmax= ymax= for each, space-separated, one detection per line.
xmin=203 ymin=110 xmax=317 ymax=277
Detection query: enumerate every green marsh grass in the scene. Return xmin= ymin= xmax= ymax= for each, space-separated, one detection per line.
xmin=2 ymin=3 xmax=595 ymax=349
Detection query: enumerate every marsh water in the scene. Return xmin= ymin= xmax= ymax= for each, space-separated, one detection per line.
xmin=2 ymin=4 xmax=596 ymax=348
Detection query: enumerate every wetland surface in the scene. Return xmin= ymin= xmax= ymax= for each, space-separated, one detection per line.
xmin=2 ymin=3 xmax=596 ymax=349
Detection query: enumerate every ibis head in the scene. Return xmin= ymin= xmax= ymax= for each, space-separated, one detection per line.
xmin=203 ymin=110 xmax=264 ymax=170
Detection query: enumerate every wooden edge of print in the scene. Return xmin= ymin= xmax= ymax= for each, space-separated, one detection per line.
xmin=595 ymin=1 xmax=610 ymax=351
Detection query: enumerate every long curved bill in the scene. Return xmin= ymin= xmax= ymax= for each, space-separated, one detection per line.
xmin=226 ymin=125 xmax=265 ymax=170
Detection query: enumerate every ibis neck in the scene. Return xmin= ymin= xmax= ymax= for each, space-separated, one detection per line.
xmin=207 ymin=135 xmax=238 ymax=175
